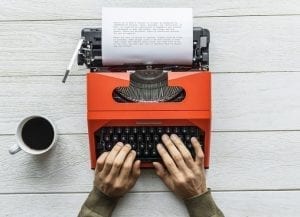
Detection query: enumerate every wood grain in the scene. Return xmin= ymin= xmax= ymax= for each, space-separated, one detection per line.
xmin=1 ymin=0 xmax=300 ymax=21
xmin=0 ymin=72 xmax=299 ymax=135
xmin=1 ymin=131 xmax=299 ymax=193
xmin=1 ymin=191 xmax=299 ymax=217
xmin=1 ymin=16 xmax=300 ymax=75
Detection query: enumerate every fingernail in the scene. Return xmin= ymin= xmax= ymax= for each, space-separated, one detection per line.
xmin=116 ymin=142 xmax=124 ymax=146
xmin=157 ymin=143 xmax=162 ymax=149
xmin=170 ymin=134 xmax=177 ymax=139
xmin=162 ymin=134 xmax=168 ymax=139
xmin=191 ymin=137 xmax=196 ymax=142
xmin=125 ymin=144 xmax=132 ymax=149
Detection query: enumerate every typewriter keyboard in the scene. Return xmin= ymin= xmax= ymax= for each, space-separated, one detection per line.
xmin=95 ymin=126 xmax=205 ymax=161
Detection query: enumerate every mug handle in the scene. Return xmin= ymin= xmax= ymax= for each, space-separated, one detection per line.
xmin=9 ymin=144 xmax=21 ymax=155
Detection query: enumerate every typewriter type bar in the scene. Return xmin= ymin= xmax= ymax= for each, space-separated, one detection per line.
xmin=78 ymin=27 xmax=210 ymax=71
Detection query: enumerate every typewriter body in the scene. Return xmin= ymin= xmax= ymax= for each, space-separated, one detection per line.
xmin=77 ymin=27 xmax=211 ymax=169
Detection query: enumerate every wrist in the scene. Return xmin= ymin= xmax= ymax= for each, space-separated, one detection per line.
xmin=83 ymin=187 xmax=119 ymax=215
xmin=184 ymin=189 xmax=222 ymax=217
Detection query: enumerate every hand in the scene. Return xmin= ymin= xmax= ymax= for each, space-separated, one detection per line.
xmin=153 ymin=134 xmax=207 ymax=199
xmin=94 ymin=142 xmax=141 ymax=198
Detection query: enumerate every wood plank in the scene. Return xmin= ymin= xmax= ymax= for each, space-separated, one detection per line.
xmin=0 ymin=72 xmax=299 ymax=135
xmin=212 ymin=72 xmax=300 ymax=131
xmin=1 ymin=0 xmax=300 ymax=21
xmin=0 ymin=16 xmax=300 ymax=75
xmin=1 ymin=191 xmax=299 ymax=217
xmin=1 ymin=131 xmax=299 ymax=193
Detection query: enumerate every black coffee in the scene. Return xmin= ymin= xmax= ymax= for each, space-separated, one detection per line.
xmin=21 ymin=117 xmax=54 ymax=150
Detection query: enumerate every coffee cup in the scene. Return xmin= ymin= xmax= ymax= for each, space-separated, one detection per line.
xmin=9 ymin=115 xmax=58 ymax=155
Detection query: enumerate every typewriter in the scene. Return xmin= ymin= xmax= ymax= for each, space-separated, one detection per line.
xmin=65 ymin=27 xmax=211 ymax=169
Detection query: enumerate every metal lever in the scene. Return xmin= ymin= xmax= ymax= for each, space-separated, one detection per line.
xmin=62 ymin=38 xmax=84 ymax=83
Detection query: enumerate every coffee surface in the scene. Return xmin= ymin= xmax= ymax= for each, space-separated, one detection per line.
xmin=21 ymin=117 xmax=54 ymax=150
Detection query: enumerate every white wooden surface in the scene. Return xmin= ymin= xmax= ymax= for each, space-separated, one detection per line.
xmin=0 ymin=1 xmax=300 ymax=216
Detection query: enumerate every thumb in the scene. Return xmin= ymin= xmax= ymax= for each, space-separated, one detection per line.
xmin=153 ymin=162 xmax=173 ymax=187
xmin=132 ymin=160 xmax=141 ymax=179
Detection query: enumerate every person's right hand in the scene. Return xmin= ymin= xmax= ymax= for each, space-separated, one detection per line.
xmin=94 ymin=142 xmax=141 ymax=198
xmin=153 ymin=134 xmax=207 ymax=199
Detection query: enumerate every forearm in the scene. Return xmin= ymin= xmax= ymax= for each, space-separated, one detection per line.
xmin=184 ymin=189 xmax=224 ymax=217
xmin=78 ymin=187 xmax=119 ymax=217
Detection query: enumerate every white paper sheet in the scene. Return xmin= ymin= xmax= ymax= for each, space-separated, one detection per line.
xmin=102 ymin=8 xmax=193 ymax=66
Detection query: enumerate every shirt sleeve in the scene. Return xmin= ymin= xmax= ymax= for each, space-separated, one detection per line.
xmin=184 ymin=189 xmax=225 ymax=217
xmin=78 ymin=187 xmax=119 ymax=217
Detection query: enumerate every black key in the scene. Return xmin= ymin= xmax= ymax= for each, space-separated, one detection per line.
xmin=137 ymin=135 xmax=143 ymax=142
xmin=141 ymin=127 xmax=147 ymax=134
xmin=145 ymin=134 xmax=151 ymax=142
xmin=131 ymin=143 xmax=137 ymax=150
xmin=98 ymin=141 xmax=105 ymax=151
xmin=182 ymin=127 xmax=188 ymax=134
xmin=144 ymin=150 xmax=149 ymax=157
xmin=186 ymin=142 xmax=192 ymax=150
xmin=104 ymin=134 xmax=110 ymax=142
xmin=147 ymin=143 xmax=153 ymax=150
xmin=112 ymin=134 xmax=118 ymax=143
xmin=129 ymin=134 xmax=135 ymax=142
xmin=136 ymin=150 xmax=141 ymax=158
xmin=157 ymin=127 xmax=163 ymax=134
xmin=132 ymin=127 xmax=138 ymax=134
xmin=139 ymin=143 xmax=145 ymax=150
xmin=185 ymin=135 xmax=191 ymax=142
xmin=149 ymin=127 xmax=155 ymax=134
xmin=173 ymin=127 xmax=180 ymax=134
xmin=108 ymin=127 xmax=114 ymax=134
xmin=124 ymin=127 xmax=130 ymax=134
xmin=165 ymin=127 xmax=171 ymax=134
xmin=105 ymin=143 xmax=113 ymax=151
xmin=151 ymin=149 xmax=157 ymax=157
xmin=120 ymin=134 xmax=127 ymax=143
xmin=190 ymin=127 xmax=196 ymax=134
xmin=153 ymin=134 xmax=159 ymax=143
xmin=116 ymin=127 xmax=122 ymax=134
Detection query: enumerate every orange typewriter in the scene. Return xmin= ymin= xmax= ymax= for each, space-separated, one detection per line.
xmin=63 ymin=27 xmax=211 ymax=169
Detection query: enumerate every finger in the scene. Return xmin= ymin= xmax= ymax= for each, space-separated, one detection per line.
xmin=156 ymin=143 xmax=179 ymax=175
xmin=191 ymin=137 xmax=204 ymax=166
xmin=131 ymin=159 xmax=141 ymax=180
xmin=119 ymin=150 xmax=137 ymax=179
xmin=109 ymin=144 xmax=132 ymax=177
xmin=95 ymin=152 xmax=109 ymax=173
xmin=170 ymin=134 xmax=195 ymax=168
xmin=101 ymin=142 xmax=124 ymax=175
xmin=153 ymin=162 xmax=173 ymax=187
xmin=127 ymin=160 xmax=141 ymax=189
xmin=161 ymin=134 xmax=187 ymax=170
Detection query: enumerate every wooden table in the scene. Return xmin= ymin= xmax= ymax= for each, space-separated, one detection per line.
xmin=1 ymin=1 xmax=299 ymax=216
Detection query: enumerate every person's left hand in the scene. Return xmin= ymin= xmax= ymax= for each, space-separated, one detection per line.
xmin=94 ymin=142 xmax=141 ymax=198
xmin=153 ymin=134 xmax=207 ymax=199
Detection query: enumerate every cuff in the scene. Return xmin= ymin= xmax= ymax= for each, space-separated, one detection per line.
xmin=184 ymin=189 xmax=223 ymax=217
xmin=80 ymin=187 xmax=119 ymax=217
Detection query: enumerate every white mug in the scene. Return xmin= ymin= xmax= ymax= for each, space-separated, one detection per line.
xmin=9 ymin=115 xmax=58 ymax=155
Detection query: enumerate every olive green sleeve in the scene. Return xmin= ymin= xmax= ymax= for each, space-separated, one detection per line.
xmin=184 ymin=189 xmax=225 ymax=217
xmin=78 ymin=187 xmax=119 ymax=217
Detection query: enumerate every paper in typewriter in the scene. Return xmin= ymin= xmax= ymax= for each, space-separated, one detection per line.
xmin=102 ymin=8 xmax=193 ymax=66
